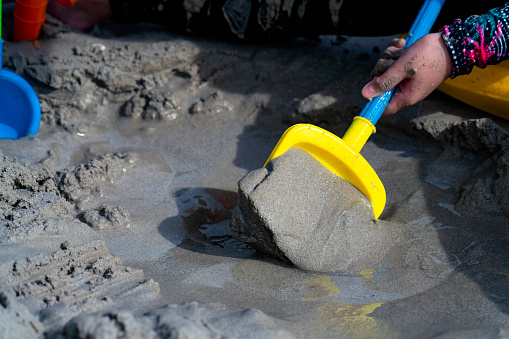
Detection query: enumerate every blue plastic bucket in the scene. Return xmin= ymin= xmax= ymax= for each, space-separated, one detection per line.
xmin=0 ymin=38 xmax=41 ymax=139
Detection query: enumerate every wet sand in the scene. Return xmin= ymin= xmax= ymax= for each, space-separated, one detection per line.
xmin=1 ymin=6 xmax=509 ymax=338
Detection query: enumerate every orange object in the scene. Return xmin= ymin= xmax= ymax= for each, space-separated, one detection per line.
xmin=55 ymin=0 xmax=79 ymax=6
xmin=13 ymin=0 xmax=48 ymax=42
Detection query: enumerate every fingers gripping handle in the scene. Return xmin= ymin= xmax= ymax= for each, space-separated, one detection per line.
xmin=358 ymin=0 xmax=446 ymax=125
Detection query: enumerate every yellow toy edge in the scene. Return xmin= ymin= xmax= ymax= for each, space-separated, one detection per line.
xmin=438 ymin=62 xmax=509 ymax=119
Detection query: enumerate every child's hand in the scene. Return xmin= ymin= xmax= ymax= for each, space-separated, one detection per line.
xmin=362 ymin=33 xmax=453 ymax=115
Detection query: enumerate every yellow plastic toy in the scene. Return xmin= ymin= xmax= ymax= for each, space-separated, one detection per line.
xmin=438 ymin=60 xmax=509 ymax=119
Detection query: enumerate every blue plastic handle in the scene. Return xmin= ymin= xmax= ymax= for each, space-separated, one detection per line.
xmin=359 ymin=0 xmax=446 ymax=125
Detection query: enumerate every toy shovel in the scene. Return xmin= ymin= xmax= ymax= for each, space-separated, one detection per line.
xmin=0 ymin=1 xmax=41 ymax=139
xmin=264 ymin=0 xmax=446 ymax=218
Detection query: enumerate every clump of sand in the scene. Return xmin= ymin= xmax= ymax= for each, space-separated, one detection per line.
xmin=230 ymin=147 xmax=404 ymax=273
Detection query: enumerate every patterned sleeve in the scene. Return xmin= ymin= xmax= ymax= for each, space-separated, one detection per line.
xmin=440 ymin=3 xmax=509 ymax=78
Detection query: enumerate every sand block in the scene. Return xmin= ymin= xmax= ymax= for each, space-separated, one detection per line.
xmin=231 ymin=147 xmax=398 ymax=273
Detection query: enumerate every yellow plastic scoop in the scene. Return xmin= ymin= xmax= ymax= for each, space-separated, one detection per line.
xmin=264 ymin=0 xmax=445 ymax=219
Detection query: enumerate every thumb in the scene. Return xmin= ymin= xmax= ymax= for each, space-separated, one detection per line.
xmin=361 ymin=81 xmax=380 ymax=99
xmin=362 ymin=73 xmax=403 ymax=100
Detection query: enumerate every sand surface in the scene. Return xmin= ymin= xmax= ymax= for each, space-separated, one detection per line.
xmin=1 ymin=5 xmax=509 ymax=338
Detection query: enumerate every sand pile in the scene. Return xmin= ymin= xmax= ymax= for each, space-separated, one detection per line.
xmin=230 ymin=147 xmax=404 ymax=273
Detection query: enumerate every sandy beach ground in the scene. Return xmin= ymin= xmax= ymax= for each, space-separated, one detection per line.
xmin=1 ymin=4 xmax=509 ymax=338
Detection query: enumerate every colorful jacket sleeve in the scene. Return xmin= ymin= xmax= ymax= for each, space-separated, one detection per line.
xmin=440 ymin=3 xmax=509 ymax=78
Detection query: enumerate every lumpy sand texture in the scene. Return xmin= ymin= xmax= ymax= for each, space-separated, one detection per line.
xmin=231 ymin=147 xmax=402 ymax=273
xmin=0 ymin=6 xmax=508 ymax=337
